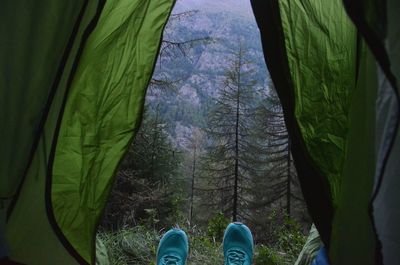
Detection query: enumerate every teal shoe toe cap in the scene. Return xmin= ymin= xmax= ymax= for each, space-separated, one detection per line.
xmin=223 ymin=222 xmax=254 ymax=264
xmin=157 ymin=228 xmax=188 ymax=265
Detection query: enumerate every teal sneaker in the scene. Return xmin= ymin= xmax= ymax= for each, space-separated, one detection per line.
xmin=156 ymin=228 xmax=188 ymax=265
xmin=223 ymin=222 xmax=254 ymax=265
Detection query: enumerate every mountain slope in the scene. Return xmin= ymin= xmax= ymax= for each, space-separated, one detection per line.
xmin=147 ymin=0 xmax=270 ymax=149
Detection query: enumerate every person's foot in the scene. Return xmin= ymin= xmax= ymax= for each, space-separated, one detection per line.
xmin=223 ymin=222 xmax=254 ymax=265
xmin=156 ymin=228 xmax=188 ymax=265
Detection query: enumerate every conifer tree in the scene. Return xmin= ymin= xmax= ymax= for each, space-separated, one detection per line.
xmin=245 ymin=88 xmax=307 ymax=242
xmin=200 ymin=43 xmax=258 ymax=222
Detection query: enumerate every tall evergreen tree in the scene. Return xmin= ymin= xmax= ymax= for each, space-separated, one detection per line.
xmin=245 ymin=88 xmax=308 ymax=242
xmin=200 ymin=43 xmax=258 ymax=221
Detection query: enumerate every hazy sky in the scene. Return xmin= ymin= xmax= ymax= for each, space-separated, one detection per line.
xmin=173 ymin=0 xmax=254 ymax=18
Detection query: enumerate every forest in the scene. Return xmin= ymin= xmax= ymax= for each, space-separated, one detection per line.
xmin=97 ymin=2 xmax=312 ymax=264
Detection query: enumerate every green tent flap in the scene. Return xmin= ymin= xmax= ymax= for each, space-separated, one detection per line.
xmin=274 ymin=4 xmax=379 ymax=262
xmin=0 ymin=1 xmax=87 ymax=198
xmin=50 ymin=0 xmax=175 ymax=263
xmin=343 ymin=0 xmax=400 ymax=263
xmin=252 ymin=0 xmax=400 ymax=264
xmin=3 ymin=0 xmax=175 ymax=264
xmin=275 ymin=2 xmax=378 ymax=263
xmin=251 ymin=0 xmax=336 ymax=247
xmin=278 ymin=0 xmax=357 ymax=203
xmin=330 ymin=40 xmax=377 ymax=265
xmin=4 ymin=0 xmax=103 ymax=264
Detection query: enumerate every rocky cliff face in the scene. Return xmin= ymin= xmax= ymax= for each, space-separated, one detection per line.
xmin=147 ymin=0 xmax=270 ymax=149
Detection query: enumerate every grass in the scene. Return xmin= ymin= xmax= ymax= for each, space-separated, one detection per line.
xmin=97 ymin=226 xmax=159 ymax=265
xmin=96 ymin=225 xmax=305 ymax=265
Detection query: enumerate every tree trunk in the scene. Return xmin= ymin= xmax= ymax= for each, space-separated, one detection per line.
xmin=232 ymin=47 xmax=242 ymax=222
xmin=286 ymin=137 xmax=291 ymax=218
xmin=189 ymin=146 xmax=196 ymax=225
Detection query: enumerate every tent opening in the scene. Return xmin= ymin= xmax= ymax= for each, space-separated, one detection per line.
xmin=97 ymin=0 xmax=311 ymax=264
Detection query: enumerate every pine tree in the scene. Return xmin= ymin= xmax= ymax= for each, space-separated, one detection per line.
xmin=200 ymin=43 xmax=258 ymax=222
xmin=246 ymin=88 xmax=307 ymax=242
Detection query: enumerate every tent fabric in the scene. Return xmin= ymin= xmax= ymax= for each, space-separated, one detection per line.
xmin=373 ymin=68 xmax=400 ymax=265
xmin=372 ymin=2 xmax=400 ymax=260
xmin=329 ymin=40 xmax=377 ymax=265
xmin=0 ymin=1 xmax=88 ymax=199
xmin=4 ymin=0 xmax=105 ymax=264
xmin=342 ymin=1 xmax=400 ymax=264
xmin=342 ymin=0 xmax=400 ymax=264
xmin=249 ymin=0 xmax=335 ymax=247
xmin=50 ymin=0 xmax=175 ymax=262
xmin=277 ymin=0 xmax=358 ymax=203
xmin=376 ymin=1 xmax=399 ymax=265
xmin=3 ymin=0 xmax=175 ymax=264
xmin=251 ymin=0 xmax=399 ymax=264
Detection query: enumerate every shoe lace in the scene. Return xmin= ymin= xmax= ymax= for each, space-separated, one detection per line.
xmin=226 ymin=249 xmax=246 ymax=265
xmin=161 ymin=254 xmax=182 ymax=265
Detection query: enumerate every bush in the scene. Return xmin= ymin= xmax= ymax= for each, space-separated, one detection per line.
xmin=188 ymin=235 xmax=223 ymax=265
xmin=206 ymin=212 xmax=229 ymax=242
xmin=276 ymin=218 xmax=307 ymax=258
xmin=254 ymin=245 xmax=285 ymax=265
